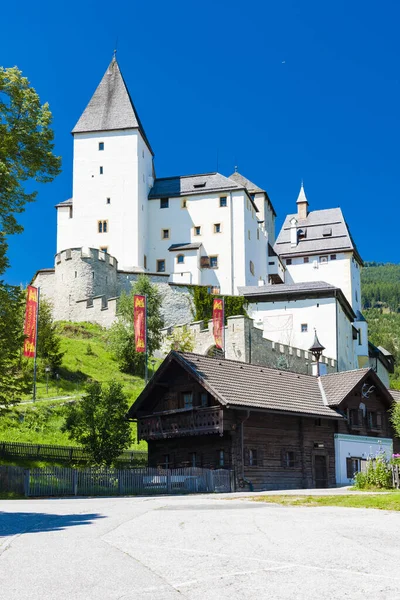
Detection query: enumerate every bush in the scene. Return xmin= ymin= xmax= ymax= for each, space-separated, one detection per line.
xmin=354 ymin=454 xmax=393 ymax=489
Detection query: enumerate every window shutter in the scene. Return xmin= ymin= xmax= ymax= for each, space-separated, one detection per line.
xmin=376 ymin=411 xmax=383 ymax=430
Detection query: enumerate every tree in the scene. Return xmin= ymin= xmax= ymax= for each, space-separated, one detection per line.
xmin=0 ymin=66 xmax=61 ymax=408
xmin=0 ymin=66 xmax=61 ymax=238
xmin=109 ymin=275 xmax=164 ymax=374
xmin=391 ymin=403 xmax=400 ymax=440
xmin=62 ymin=381 xmax=132 ymax=466
xmin=165 ymin=326 xmax=195 ymax=353
xmin=37 ymin=297 xmax=64 ymax=371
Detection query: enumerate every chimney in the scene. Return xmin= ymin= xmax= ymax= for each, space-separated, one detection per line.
xmin=290 ymin=217 xmax=298 ymax=247
xmin=296 ymin=183 xmax=309 ymax=220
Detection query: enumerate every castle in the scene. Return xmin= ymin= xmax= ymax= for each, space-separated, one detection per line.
xmin=32 ymin=56 xmax=394 ymax=384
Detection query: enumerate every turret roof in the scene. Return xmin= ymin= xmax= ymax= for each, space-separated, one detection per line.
xmin=72 ymin=58 xmax=153 ymax=155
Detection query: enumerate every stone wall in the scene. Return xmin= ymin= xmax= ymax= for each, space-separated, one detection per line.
xmin=161 ymin=315 xmax=338 ymax=375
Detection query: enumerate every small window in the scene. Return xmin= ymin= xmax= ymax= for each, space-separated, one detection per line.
xmin=301 ymin=323 xmax=308 ymax=333
xmin=349 ymin=409 xmax=362 ymax=428
xmin=98 ymin=220 xmax=108 ymax=233
xmin=98 ymin=142 xmax=104 ymax=151
xmin=210 ymin=255 xmax=218 ymax=268
xmin=346 ymin=457 xmax=361 ymax=479
xmin=250 ymin=260 xmax=255 ymax=275
xmin=193 ymin=182 xmax=206 ymax=188
xmin=181 ymin=199 xmax=187 ymax=208
xmin=99 ymin=166 xmax=103 ymax=175
xmin=144 ymin=255 xmax=147 ymax=269
xmin=163 ymin=454 xmax=170 ymax=469
xmin=218 ymin=449 xmax=225 ymax=467
xmin=160 ymin=198 xmax=169 ymax=209
xmin=286 ymin=258 xmax=292 ymax=265
xmin=303 ymin=256 xmax=309 ymax=263
xmin=319 ymin=255 xmax=328 ymax=263
xmin=248 ymin=230 xmax=251 ymax=240
xmin=100 ymin=246 xmax=108 ymax=253
xmin=194 ymin=226 xmax=201 ymax=236
xmin=298 ymin=228 xmax=306 ymax=239
xmin=183 ymin=392 xmax=193 ymax=409
xmin=257 ymin=229 xmax=259 ymax=240
xmin=106 ymin=197 xmax=111 ymax=204
xmin=282 ymin=451 xmax=296 ymax=468
xmin=162 ymin=228 xmax=170 ymax=239
xmin=177 ymin=254 xmax=184 ymax=264
xmin=219 ymin=196 xmax=227 ymax=207
xmin=330 ymin=254 xmax=337 ymax=260
xmin=214 ymin=223 xmax=221 ymax=233
xmin=190 ymin=452 xmax=197 ymax=467
xmin=142 ymin=150 xmax=144 ymax=158
xmin=69 ymin=206 xmax=73 ymax=219
xmin=314 ymin=418 xmax=322 ymax=426
xmin=323 ymin=226 xmax=332 ymax=237
xmin=156 ymin=259 xmax=165 ymax=273
xmin=200 ymin=392 xmax=208 ymax=407
xmin=249 ymin=449 xmax=258 ymax=467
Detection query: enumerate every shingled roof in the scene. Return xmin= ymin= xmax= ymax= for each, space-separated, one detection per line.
xmin=128 ymin=352 xmax=344 ymax=420
xmin=72 ymin=58 xmax=153 ymax=155
xmin=320 ymin=367 xmax=393 ymax=407
xmin=229 ymin=171 xmax=277 ymax=216
xmin=149 ymin=172 xmax=248 ymax=200
xmin=274 ymin=207 xmax=362 ymax=263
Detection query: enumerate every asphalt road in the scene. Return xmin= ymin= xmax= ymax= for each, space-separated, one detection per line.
xmin=1 ymin=494 xmax=400 ymax=599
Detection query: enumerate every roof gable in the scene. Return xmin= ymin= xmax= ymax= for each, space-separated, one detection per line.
xmin=148 ymin=172 xmax=243 ymax=199
xmin=320 ymin=367 xmax=394 ymax=408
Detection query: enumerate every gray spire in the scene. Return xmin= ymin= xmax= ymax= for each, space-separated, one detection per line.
xmin=309 ymin=330 xmax=325 ymax=354
xmin=72 ymin=59 xmax=153 ymax=154
xmin=296 ymin=182 xmax=308 ymax=205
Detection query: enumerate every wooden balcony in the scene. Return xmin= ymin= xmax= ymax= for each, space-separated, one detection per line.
xmin=138 ymin=406 xmax=223 ymax=440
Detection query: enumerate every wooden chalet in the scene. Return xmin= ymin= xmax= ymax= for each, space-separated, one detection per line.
xmin=127 ymin=352 xmax=397 ymax=491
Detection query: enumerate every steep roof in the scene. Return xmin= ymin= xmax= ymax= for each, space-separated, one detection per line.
xmin=128 ymin=351 xmax=343 ymax=419
xmin=320 ymin=367 xmax=393 ymax=407
xmin=390 ymin=389 xmax=400 ymax=403
xmin=149 ymin=172 xmax=245 ymax=199
xmin=229 ymin=171 xmax=277 ymax=216
xmin=55 ymin=198 xmax=73 ymax=208
xmin=72 ymin=58 xmax=153 ymax=155
xmin=274 ymin=207 xmax=362 ymax=263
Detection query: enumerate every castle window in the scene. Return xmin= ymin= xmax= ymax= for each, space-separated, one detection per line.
xmin=319 ymin=255 xmax=328 ymax=263
xmin=257 ymin=229 xmax=259 ymax=240
xmin=98 ymin=142 xmax=104 ymax=151
xmin=210 ymin=255 xmax=218 ymax=269
xmin=301 ymin=323 xmax=308 ymax=333
xmin=156 ymin=259 xmax=165 ymax=273
xmin=100 ymin=246 xmax=108 ymax=253
xmin=144 ymin=255 xmax=147 ymax=269
xmin=286 ymin=258 xmax=292 ymax=265
xmin=330 ymin=254 xmax=337 ymax=260
xmin=181 ymin=199 xmax=187 ymax=208
xmin=177 ymin=254 xmax=184 ymax=264
xmin=98 ymin=220 xmax=108 ymax=233
xmin=219 ymin=196 xmax=227 ymax=207
xmin=106 ymin=198 xmax=111 ymax=204
xmin=248 ymin=230 xmax=251 ymax=240
xmin=160 ymin=198 xmax=169 ymax=209
xmin=162 ymin=228 xmax=170 ymax=239
xmin=303 ymin=256 xmax=309 ymax=263
xmin=214 ymin=223 xmax=221 ymax=233
xmin=99 ymin=166 xmax=103 ymax=175
xmin=250 ymin=260 xmax=255 ymax=275
xmin=194 ymin=226 xmax=201 ymax=236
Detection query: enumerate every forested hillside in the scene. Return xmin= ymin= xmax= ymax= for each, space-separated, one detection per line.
xmin=361 ymin=262 xmax=400 ymax=388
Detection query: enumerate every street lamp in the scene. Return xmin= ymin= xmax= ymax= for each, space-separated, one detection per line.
xmin=45 ymin=365 xmax=51 ymax=395
xmin=309 ymin=330 xmax=325 ymax=377
xmin=150 ymin=358 xmax=156 ymax=379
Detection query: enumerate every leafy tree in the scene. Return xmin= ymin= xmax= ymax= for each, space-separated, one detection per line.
xmin=37 ymin=297 xmax=64 ymax=371
xmin=165 ymin=326 xmax=195 ymax=353
xmin=391 ymin=403 xmax=400 ymax=440
xmin=109 ymin=276 xmax=164 ymax=374
xmin=62 ymin=380 xmax=131 ymax=466
xmin=192 ymin=286 xmax=247 ymax=324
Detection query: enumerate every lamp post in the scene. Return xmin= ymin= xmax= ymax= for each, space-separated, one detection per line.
xmin=309 ymin=330 xmax=325 ymax=377
xmin=150 ymin=358 xmax=156 ymax=379
xmin=45 ymin=366 xmax=51 ymax=395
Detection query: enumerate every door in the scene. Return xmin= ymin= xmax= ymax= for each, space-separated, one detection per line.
xmin=314 ymin=454 xmax=328 ymax=488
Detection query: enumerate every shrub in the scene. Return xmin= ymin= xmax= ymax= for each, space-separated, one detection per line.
xmin=354 ymin=454 xmax=393 ymax=489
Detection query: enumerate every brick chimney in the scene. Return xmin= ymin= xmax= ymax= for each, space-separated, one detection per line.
xmin=296 ymin=183 xmax=309 ymax=220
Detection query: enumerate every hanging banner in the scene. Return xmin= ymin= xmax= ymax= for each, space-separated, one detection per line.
xmin=212 ymin=297 xmax=224 ymax=350
xmin=134 ymin=294 xmax=146 ymax=353
xmin=23 ymin=285 xmax=39 ymax=358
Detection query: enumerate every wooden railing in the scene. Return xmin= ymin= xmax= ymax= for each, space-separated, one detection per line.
xmin=138 ymin=406 xmax=223 ymax=440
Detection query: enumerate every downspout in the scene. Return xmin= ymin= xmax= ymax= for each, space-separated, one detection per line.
xmin=240 ymin=410 xmax=253 ymax=491
xmin=230 ymin=191 xmax=235 ymax=295
xmin=335 ymin=297 xmax=339 ymax=372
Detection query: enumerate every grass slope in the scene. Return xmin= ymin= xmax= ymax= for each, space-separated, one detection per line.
xmin=255 ymin=493 xmax=400 ymax=511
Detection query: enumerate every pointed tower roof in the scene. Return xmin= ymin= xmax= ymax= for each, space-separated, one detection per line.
xmin=72 ymin=58 xmax=153 ymax=154
xmin=296 ymin=182 xmax=309 ymax=206
xmin=309 ymin=330 xmax=326 ymax=354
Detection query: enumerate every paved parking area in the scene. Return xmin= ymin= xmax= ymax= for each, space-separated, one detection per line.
xmin=1 ymin=493 xmax=400 ymax=599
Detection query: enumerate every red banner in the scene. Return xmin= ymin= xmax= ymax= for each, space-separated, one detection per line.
xmin=134 ymin=294 xmax=146 ymax=353
xmin=23 ymin=285 xmax=39 ymax=358
xmin=212 ymin=298 xmax=224 ymax=350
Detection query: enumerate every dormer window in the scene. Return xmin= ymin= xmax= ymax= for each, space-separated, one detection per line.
xmin=323 ymin=226 xmax=332 ymax=237
xmin=298 ymin=228 xmax=307 ymax=239
xmin=193 ymin=182 xmax=206 ymax=188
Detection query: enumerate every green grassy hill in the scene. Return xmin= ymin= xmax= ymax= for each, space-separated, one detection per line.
xmin=1 ymin=322 xmax=147 ymax=449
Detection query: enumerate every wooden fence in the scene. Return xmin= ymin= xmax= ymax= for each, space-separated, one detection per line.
xmin=0 ymin=441 xmax=148 ymax=466
xmin=392 ymin=464 xmax=400 ymax=489
xmin=0 ymin=465 xmax=233 ymax=497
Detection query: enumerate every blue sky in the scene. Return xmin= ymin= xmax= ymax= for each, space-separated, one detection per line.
xmin=2 ymin=0 xmax=399 ymax=286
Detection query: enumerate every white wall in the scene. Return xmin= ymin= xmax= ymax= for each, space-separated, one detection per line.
xmin=57 ymin=129 xmax=153 ymax=271
xmin=284 ymin=252 xmax=357 ymax=310
xmin=336 ymin=302 xmax=358 ymax=371
xmin=246 ymin=297 xmax=338 ymax=361
xmin=334 ymin=433 xmax=393 ymax=485
xmin=147 ymin=190 xmax=268 ymax=294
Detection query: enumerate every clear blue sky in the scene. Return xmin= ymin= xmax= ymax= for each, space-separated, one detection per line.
xmin=2 ymin=0 xmax=399 ymax=286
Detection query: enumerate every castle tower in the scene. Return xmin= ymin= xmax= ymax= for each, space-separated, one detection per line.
xmin=56 ymin=57 xmax=154 ymax=271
